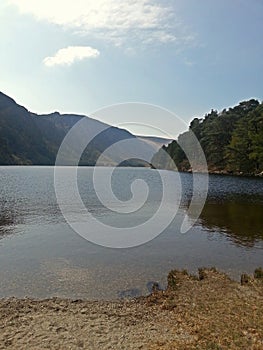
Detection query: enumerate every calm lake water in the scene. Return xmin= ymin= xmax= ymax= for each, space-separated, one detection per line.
xmin=0 ymin=166 xmax=262 ymax=299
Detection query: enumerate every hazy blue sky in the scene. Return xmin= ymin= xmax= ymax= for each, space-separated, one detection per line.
xmin=0 ymin=0 xmax=262 ymax=137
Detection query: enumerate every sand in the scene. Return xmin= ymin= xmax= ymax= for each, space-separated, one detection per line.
xmin=0 ymin=268 xmax=262 ymax=350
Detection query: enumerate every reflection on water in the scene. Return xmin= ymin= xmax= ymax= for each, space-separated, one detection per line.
xmin=0 ymin=214 xmax=14 ymax=237
xmin=0 ymin=202 xmax=21 ymax=238
xmin=181 ymin=172 xmax=263 ymax=248
xmin=0 ymin=167 xmax=262 ymax=299
xmin=198 ymin=200 xmax=263 ymax=247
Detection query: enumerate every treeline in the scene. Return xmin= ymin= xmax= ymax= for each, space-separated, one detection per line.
xmin=153 ymin=99 xmax=263 ymax=175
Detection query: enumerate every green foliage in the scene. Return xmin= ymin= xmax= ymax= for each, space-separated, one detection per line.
xmin=226 ymin=102 xmax=263 ymax=173
xmin=152 ymin=138 xmax=190 ymax=171
xmin=254 ymin=267 xmax=263 ymax=279
xmin=154 ymin=99 xmax=262 ymax=175
xmin=1 ymin=91 xmax=262 ymax=173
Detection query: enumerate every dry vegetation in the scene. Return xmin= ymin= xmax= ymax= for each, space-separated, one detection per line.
xmin=0 ymin=268 xmax=262 ymax=350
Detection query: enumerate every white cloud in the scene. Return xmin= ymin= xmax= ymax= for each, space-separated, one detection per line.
xmin=8 ymin=0 xmax=182 ymax=47
xmin=9 ymin=0 xmax=169 ymax=30
xmin=43 ymin=46 xmax=100 ymax=67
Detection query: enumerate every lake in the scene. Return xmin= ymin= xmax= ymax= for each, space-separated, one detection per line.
xmin=0 ymin=166 xmax=262 ymax=299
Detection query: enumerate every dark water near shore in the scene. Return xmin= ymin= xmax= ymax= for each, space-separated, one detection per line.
xmin=0 ymin=166 xmax=262 ymax=299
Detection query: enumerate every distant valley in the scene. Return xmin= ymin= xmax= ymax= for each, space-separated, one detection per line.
xmin=0 ymin=92 xmax=172 ymax=166
xmin=2 ymin=91 xmax=262 ymax=175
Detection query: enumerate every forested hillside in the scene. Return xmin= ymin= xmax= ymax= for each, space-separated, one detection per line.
xmin=1 ymin=91 xmax=262 ymax=172
xmin=153 ymin=99 xmax=263 ymax=175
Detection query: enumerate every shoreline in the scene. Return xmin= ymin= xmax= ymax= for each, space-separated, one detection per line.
xmin=1 ymin=268 xmax=262 ymax=350
xmin=1 ymin=165 xmax=263 ymax=179
xmin=179 ymin=168 xmax=263 ymax=178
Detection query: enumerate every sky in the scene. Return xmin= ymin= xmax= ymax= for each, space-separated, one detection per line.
xmin=0 ymin=0 xmax=262 ymax=138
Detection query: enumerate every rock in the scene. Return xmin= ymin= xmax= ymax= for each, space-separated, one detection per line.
xmin=146 ymin=281 xmax=162 ymax=293
xmin=241 ymin=274 xmax=250 ymax=285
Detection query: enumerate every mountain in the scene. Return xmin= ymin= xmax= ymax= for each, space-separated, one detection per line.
xmin=153 ymin=99 xmax=263 ymax=175
xmin=0 ymin=92 xmax=163 ymax=166
xmin=136 ymin=136 xmax=173 ymax=149
xmin=0 ymin=92 xmax=54 ymax=165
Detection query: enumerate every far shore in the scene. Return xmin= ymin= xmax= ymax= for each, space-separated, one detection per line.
xmin=0 ymin=267 xmax=262 ymax=350
xmin=2 ymin=164 xmax=263 ymax=179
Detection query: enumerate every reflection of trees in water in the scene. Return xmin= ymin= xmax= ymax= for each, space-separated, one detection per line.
xmin=197 ymin=200 xmax=263 ymax=247
xmin=0 ymin=201 xmax=21 ymax=238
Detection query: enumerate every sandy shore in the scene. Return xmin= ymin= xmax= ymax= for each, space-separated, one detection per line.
xmin=0 ymin=268 xmax=262 ymax=350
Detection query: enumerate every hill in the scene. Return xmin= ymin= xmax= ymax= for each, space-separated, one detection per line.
xmin=0 ymin=92 xmax=161 ymax=166
xmin=153 ymin=99 xmax=263 ymax=175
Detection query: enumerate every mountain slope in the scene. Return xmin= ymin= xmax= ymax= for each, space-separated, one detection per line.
xmin=0 ymin=92 xmax=158 ymax=166
xmin=136 ymin=136 xmax=173 ymax=150
xmin=0 ymin=92 xmax=54 ymax=164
